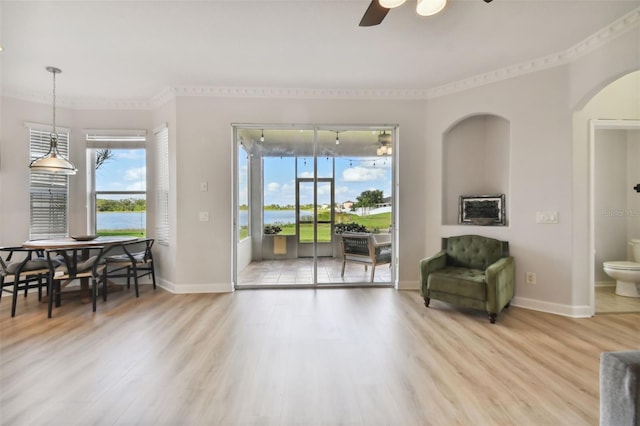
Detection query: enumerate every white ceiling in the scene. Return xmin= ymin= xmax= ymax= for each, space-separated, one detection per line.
xmin=1 ymin=0 xmax=639 ymax=103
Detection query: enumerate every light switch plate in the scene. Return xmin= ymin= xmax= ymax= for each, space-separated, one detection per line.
xmin=536 ymin=211 xmax=558 ymax=224
xmin=200 ymin=181 xmax=208 ymax=192
xmin=199 ymin=211 xmax=209 ymax=222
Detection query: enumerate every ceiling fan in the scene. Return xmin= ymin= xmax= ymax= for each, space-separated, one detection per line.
xmin=359 ymin=0 xmax=493 ymax=27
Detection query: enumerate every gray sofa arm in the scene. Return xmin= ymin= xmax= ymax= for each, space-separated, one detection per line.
xmin=419 ymin=250 xmax=447 ymax=296
xmin=485 ymin=256 xmax=515 ymax=314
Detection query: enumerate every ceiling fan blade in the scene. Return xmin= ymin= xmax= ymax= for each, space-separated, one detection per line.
xmin=359 ymin=0 xmax=389 ymax=27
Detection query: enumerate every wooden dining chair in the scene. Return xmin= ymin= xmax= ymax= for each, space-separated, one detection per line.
xmin=104 ymin=238 xmax=156 ymax=298
xmin=45 ymin=245 xmax=108 ymax=318
xmin=0 ymin=247 xmax=51 ymax=317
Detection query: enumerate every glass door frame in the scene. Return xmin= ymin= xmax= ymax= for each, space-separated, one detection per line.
xmin=232 ymin=123 xmax=398 ymax=289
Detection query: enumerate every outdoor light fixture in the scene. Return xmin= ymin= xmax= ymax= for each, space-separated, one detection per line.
xmin=260 ymin=129 xmax=264 ymax=142
xmin=29 ymin=66 xmax=77 ymax=175
xmin=377 ymin=131 xmax=393 ymax=156
xmin=335 ymin=131 xmax=340 ymax=145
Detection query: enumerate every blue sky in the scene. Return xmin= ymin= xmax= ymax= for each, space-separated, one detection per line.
xmin=239 ymin=153 xmax=392 ymax=207
xmin=95 ymin=149 xmax=146 ymax=196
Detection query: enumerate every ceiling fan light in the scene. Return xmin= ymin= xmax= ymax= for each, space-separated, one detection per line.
xmin=416 ymin=0 xmax=446 ymax=16
xmin=379 ymin=0 xmax=406 ymax=8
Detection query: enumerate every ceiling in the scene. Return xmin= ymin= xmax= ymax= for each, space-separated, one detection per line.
xmin=1 ymin=0 xmax=639 ymax=104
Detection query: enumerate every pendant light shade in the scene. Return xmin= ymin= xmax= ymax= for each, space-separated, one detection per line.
xmin=379 ymin=0 xmax=406 ymax=8
xmin=29 ymin=66 xmax=77 ymax=175
xmin=416 ymin=0 xmax=447 ymax=16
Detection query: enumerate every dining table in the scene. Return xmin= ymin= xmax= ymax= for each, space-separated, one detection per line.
xmin=22 ymin=235 xmax=139 ymax=303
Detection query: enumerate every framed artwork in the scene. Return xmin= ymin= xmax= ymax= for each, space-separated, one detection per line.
xmin=459 ymin=194 xmax=506 ymax=226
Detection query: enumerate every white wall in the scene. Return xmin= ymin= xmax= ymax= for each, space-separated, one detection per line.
xmin=426 ymin=65 xmax=576 ymax=314
xmin=169 ymin=96 xmax=427 ymax=292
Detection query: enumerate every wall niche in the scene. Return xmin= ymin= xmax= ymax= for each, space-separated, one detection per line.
xmin=442 ymin=114 xmax=511 ymax=225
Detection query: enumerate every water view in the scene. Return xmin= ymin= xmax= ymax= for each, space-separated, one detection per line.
xmin=97 ymin=211 xmax=146 ymax=230
xmin=240 ymin=210 xmax=312 ymax=226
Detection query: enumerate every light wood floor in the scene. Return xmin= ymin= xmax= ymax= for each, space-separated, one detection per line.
xmin=1 ymin=286 xmax=639 ymax=425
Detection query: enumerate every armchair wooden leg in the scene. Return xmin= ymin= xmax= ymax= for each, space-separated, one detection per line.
xmin=489 ymin=313 xmax=497 ymax=324
xmin=423 ymin=297 xmax=430 ymax=308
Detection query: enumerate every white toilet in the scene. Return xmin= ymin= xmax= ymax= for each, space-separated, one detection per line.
xmin=603 ymin=239 xmax=640 ymax=298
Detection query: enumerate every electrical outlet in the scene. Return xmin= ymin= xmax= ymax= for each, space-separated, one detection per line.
xmin=525 ymin=272 xmax=536 ymax=285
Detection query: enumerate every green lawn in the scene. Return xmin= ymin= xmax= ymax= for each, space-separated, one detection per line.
xmin=238 ymin=210 xmax=391 ymax=242
xmin=97 ymin=229 xmax=146 ymax=237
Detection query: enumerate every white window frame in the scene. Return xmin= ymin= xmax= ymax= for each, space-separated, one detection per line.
xmin=85 ymin=129 xmax=147 ymax=235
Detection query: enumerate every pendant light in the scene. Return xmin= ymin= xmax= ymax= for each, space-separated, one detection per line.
xmin=29 ymin=66 xmax=77 ymax=175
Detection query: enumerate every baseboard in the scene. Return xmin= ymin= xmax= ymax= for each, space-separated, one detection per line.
xmin=511 ymin=296 xmax=592 ymax=318
xmin=157 ymin=278 xmax=233 ymax=294
xmin=595 ymin=280 xmax=615 ymax=288
xmin=397 ymin=280 xmax=420 ymax=290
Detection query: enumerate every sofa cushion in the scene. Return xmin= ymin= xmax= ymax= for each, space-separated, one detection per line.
xmin=427 ymin=266 xmax=486 ymax=301
xmin=446 ymin=235 xmax=504 ymax=270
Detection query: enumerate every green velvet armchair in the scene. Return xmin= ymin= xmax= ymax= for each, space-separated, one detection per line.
xmin=419 ymin=235 xmax=515 ymax=323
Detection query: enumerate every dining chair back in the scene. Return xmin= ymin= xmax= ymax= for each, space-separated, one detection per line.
xmin=104 ymin=238 xmax=156 ymax=298
xmin=0 ymin=247 xmax=50 ymax=316
xmin=45 ymin=245 xmax=108 ymax=318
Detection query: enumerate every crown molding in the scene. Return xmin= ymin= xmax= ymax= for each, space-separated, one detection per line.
xmin=426 ymin=7 xmax=640 ymax=99
xmin=170 ymin=86 xmax=430 ymax=100
xmin=3 ymin=7 xmax=638 ymax=109
xmin=2 ymin=88 xmax=155 ymax=110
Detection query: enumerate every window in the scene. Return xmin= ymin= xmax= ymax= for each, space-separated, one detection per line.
xmin=86 ymin=130 xmax=147 ymax=237
xmin=29 ymin=126 xmax=70 ymax=239
xmin=155 ymin=126 xmax=169 ymax=246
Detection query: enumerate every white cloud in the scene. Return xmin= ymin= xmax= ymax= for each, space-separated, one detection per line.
xmin=124 ymin=166 xmax=146 ymax=182
xmin=342 ymin=166 xmax=386 ymax=182
xmin=114 ymin=150 xmax=144 ymax=161
xmin=267 ymin=182 xmax=281 ymax=192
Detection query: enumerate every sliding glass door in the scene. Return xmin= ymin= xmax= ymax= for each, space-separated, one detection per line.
xmin=233 ymin=125 xmax=395 ymax=288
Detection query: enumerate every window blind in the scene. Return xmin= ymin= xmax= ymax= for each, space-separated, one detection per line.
xmin=29 ymin=128 xmax=70 ymax=239
xmin=155 ymin=126 xmax=170 ymax=246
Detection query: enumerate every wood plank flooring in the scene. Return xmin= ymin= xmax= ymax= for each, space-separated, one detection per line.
xmin=1 ymin=286 xmax=639 ymax=425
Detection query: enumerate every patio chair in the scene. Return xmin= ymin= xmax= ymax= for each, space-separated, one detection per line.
xmin=340 ymin=233 xmax=392 ymax=283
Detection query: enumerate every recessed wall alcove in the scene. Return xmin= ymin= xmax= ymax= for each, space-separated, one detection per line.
xmin=442 ymin=114 xmax=511 ymax=225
